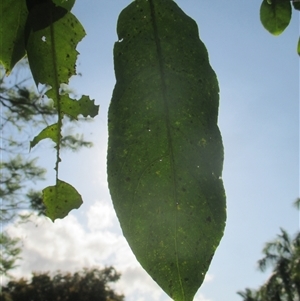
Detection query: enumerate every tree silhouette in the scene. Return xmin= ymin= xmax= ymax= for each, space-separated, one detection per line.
xmin=237 ymin=288 xmax=262 ymax=301
xmin=258 ymin=229 xmax=300 ymax=301
xmin=238 ymin=199 xmax=300 ymax=301
xmin=0 ymin=266 xmax=124 ymax=301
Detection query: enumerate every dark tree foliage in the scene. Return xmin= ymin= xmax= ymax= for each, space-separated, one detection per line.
xmin=0 ymin=266 xmax=124 ymax=301
xmin=237 ymin=199 xmax=300 ymax=301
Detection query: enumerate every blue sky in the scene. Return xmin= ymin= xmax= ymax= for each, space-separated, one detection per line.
xmin=4 ymin=1 xmax=299 ymax=301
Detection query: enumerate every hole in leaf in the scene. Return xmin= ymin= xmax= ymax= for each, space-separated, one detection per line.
xmin=41 ymin=36 xmax=46 ymax=42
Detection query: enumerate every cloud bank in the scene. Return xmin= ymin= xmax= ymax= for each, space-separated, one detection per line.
xmin=6 ymin=198 xmax=213 ymax=301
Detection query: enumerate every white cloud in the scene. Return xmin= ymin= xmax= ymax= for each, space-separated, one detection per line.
xmin=5 ymin=201 xmax=214 ymax=301
xmin=204 ymin=273 xmax=214 ymax=283
xmin=118 ymin=266 xmax=166 ymax=301
xmin=87 ymin=200 xmax=116 ymax=230
xmin=194 ymin=294 xmax=213 ymax=301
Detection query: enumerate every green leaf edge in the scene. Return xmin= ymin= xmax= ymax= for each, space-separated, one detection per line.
xmin=30 ymin=123 xmax=60 ymax=150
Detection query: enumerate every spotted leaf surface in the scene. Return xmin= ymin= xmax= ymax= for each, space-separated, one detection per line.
xmin=43 ymin=179 xmax=83 ymax=222
xmin=107 ymin=1 xmax=226 ymax=300
xmin=26 ymin=5 xmax=85 ymax=89
xmin=30 ymin=123 xmax=60 ymax=149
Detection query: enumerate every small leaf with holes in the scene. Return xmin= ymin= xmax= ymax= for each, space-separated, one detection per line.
xmin=59 ymin=94 xmax=99 ymax=119
xmin=43 ymin=179 xmax=83 ymax=222
xmin=26 ymin=5 xmax=85 ymax=88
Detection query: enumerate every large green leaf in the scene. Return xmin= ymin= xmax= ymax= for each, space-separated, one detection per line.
xmin=260 ymin=0 xmax=292 ymax=35
xmin=107 ymin=1 xmax=226 ymax=301
xmin=0 ymin=0 xmax=28 ymax=73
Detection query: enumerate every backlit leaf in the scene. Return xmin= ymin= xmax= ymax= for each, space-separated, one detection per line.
xmin=46 ymin=88 xmax=99 ymax=119
xmin=107 ymin=1 xmax=226 ymax=301
xmin=26 ymin=7 xmax=85 ymax=87
xmin=0 ymin=0 xmax=28 ymax=73
xmin=297 ymin=37 xmax=300 ymax=56
xmin=30 ymin=123 xmax=60 ymax=149
xmin=43 ymin=179 xmax=83 ymax=222
xmin=260 ymin=0 xmax=292 ymax=35
xmin=60 ymin=94 xmax=99 ymax=119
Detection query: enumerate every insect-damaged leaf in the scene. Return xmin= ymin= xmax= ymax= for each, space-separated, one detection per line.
xmin=45 ymin=88 xmax=99 ymax=119
xmin=26 ymin=5 xmax=85 ymax=88
xmin=60 ymin=94 xmax=99 ymax=119
xmin=43 ymin=179 xmax=83 ymax=222
xmin=107 ymin=1 xmax=226 ymax=301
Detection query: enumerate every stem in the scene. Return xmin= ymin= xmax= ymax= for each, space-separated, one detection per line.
xmin=49 ymin=8 xmax=62 ymax=183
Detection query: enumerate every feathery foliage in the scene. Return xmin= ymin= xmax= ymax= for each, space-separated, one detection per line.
xmin=238 ymin=200 xmax=300 ymax=301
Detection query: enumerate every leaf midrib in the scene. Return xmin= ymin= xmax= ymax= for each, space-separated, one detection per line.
xmin=148 ymin=0 xmax=184 ymax=299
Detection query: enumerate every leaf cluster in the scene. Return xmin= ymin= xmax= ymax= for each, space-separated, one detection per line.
xmin=0 ymin=0 xmax=100 ymax=221
xmin=0 ymin=62 xmax=93 ymax=225
xmin=0 ymin=63 xmax=96 ymax=278
xmin=260 ymin=0 xmax=300 ymax=55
